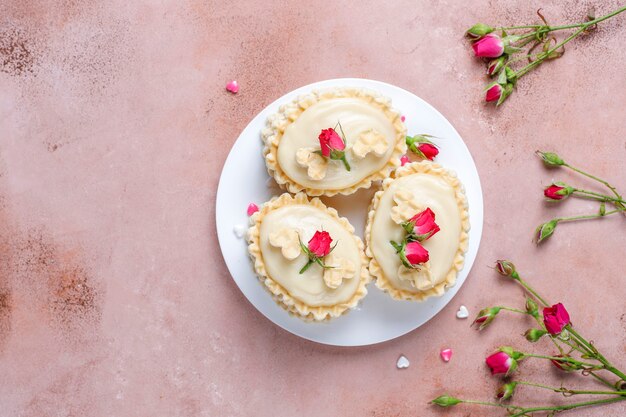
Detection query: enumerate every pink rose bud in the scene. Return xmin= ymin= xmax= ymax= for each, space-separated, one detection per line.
xmin=544 ymin=183 xmax=573 ymax=201
xmin=307 ymin=230 xmax=333 ymax=258
xmin=471 ymin=306 xmax=501 ymax=331
xmin=486 ymin=83 xmax=503 ymax=102
xmin=497 ymin=382 xmax=517 ymax=401
xmin=487 ymin=56 xmax=506 ymax=75
xmin=408 ymin=208 xmax=440 ymax=241
xmin=405 ymin=241 xmax=429 ymax=266
xmin=417 ymin=143 xmax=439 ymax=161
xmin=495 ymin=260 xmax=518 ymax=279
xmin=318 ymin=128 xmax=345 ymax=157
xmin=486 ymin=349 xmax=518 ymax=376
xmin=472 ymin=34 xmax=504 ymax=58
xmin=543 ymin=303 xmax=571 ymax=335
xmin=400 ymin=155 xmax=410 ymax=166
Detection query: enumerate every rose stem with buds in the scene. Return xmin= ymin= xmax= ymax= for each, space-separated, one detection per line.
xmin=509 ymin=266 xmax=626 ymax=383
xmin=507 ymin=6 xmax=626 ymax=79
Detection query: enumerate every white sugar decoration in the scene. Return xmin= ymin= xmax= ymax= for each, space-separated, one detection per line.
xmin=233 ymin=224 xmax=246 ymax=238
xmin=396 ymin=355 xmax=410 ymax=369
xmin=456 ymin=305 xmax=469 ymax=319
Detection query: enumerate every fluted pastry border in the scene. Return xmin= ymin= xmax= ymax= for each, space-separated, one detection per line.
xmin=261 ymin=87 xmax=407 ymax=196
xmin=247 ymin=192 xmax=371 ymax=321
xmin=364 ymin=162 xmax=470 ymax=301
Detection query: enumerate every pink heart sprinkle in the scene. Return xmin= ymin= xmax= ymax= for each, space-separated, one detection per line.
xmin=247 ymin=203 xmax=259 ymax=216
xmin=226 ymin=80 xmax=239 ymax=94
xmin=440 ymin=348 xmax=452 ymax=362
xmin=401 ymin=115 xmax=406 ymax=122
xmin=400 ymin=155 xmax=409 ymax=166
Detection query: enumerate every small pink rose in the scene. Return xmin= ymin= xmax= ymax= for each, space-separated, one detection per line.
xmin=486 ymin=84 xmax=502 ymax=102
xmin=543 ymin=303 xmax=570 ymax=335
xmin=405 ymin=241 xmax=429 ymax=266
xmin=486 ymin=351 xmax=515 ymax=375
xmin=318 ymin=128 xmax=345 ymax=157
xmin=307 ymin=231 xmax=332 ymax=258
xmin=417 ymin=143 xmax=439 ymax=161
xmin=226 ymin=80 xmax=239 ymax=94
xmin=409 ymin=208 xmax=440 ymax=240
xmin=472 ymin=34 xmax=504 ymax=58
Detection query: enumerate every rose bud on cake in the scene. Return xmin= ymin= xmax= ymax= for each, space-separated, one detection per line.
xmin=318 ymin=126 xmax=350 ymax=171
xmin=403 ymin=208 xmax=440 ymax=241
xmin=405 ymin=241 xmax=430 ymax=266
xmin=299 ymin=230 xmax=336 ymax=273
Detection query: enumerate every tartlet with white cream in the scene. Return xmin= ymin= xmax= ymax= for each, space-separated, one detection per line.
xmin=262 ymin=88 xmax=406 ymax=196
xmin=247 ymin=193 xmax=370 ymax=320
xmin=365 ymin=162 xmax=470 ymax=301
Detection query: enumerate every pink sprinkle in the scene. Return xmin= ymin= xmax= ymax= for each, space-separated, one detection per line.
xmin=400 ymin=155 xmax=410 ymax=166
xmin=401 ymin=115 xmax=406 ymax=122
xmin=226 ymin=80 xmax=239 ymax=94
xmin=440 ymin=348 xmax=453 ymax=362
xmin=247 ymin=203 xmax=259 ymax=216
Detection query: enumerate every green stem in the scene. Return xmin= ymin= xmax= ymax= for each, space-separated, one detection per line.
xmin=589 ymin=371 xmax=618 ymax=390
xmin=522 ymin=353 xmax=601 ymax=368
xmin=556 ymin=208 xmax=625 ymax=223
xmin=299 ymin=259 xmax=314 ymax=274
xmin=516 ymin=380 xmax=626 ymax=396
xmin=565 ymin=164 xmax=624 ymax=209
xmin=460 ymin=399 xmax=521 ymax=410
xmin=572 ymin=191 xmax=626 ymax=204
xmin=498 ymin=306 xmax=530 ymax=315
xmin=515 ymin=25 xmax=586 ymax=78
xmin=516 ymin=277 xmax=550 ymax=306
xmin=573 ymin=189 xmax=625 ymax=203
xmin=509 ymin=396 xmax=626 ymax=417
xmin=567 ymin=326 xmax=626 ymax=382
xmin=506 ymin=6 xmax=626 ymax=34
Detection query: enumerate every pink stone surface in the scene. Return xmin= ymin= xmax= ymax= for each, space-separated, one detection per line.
xmin=1 ymin=1 xmax=625 ymax=416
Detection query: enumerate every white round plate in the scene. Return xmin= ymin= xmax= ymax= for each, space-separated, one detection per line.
xmin=216 ymin=78 xmax=483 ymax=346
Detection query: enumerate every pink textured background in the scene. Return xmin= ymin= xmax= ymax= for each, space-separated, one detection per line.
xmin=1 ymin=0 xmax=625 ymax=416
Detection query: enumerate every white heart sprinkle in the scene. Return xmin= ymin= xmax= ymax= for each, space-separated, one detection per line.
xmin=233 ymin=224 xmax=246 ymax=238
xmin=456 ymin=305 xmax=469 ymax=319
xmin=396 ymin=355 xmax=410 ymax=369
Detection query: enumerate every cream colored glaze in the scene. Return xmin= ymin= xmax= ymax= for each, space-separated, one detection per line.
xmin=259 ymin=205 xmax=362 ymax=306
xmin=370 ymin=174 xmax=462 ymax=293
xmin=277 ymin=98 xmax=396 ymax=190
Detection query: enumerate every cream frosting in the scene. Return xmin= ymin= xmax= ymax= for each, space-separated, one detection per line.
xmin=262 ymin=88 xmax=407 ymax=196
xmin=365 ymin=162 xmax=470 ymax=301
xmin=278 ymin=98 xmax=395 ymax=189
xmin=247 ymin=193 xmax=371 ymax=320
